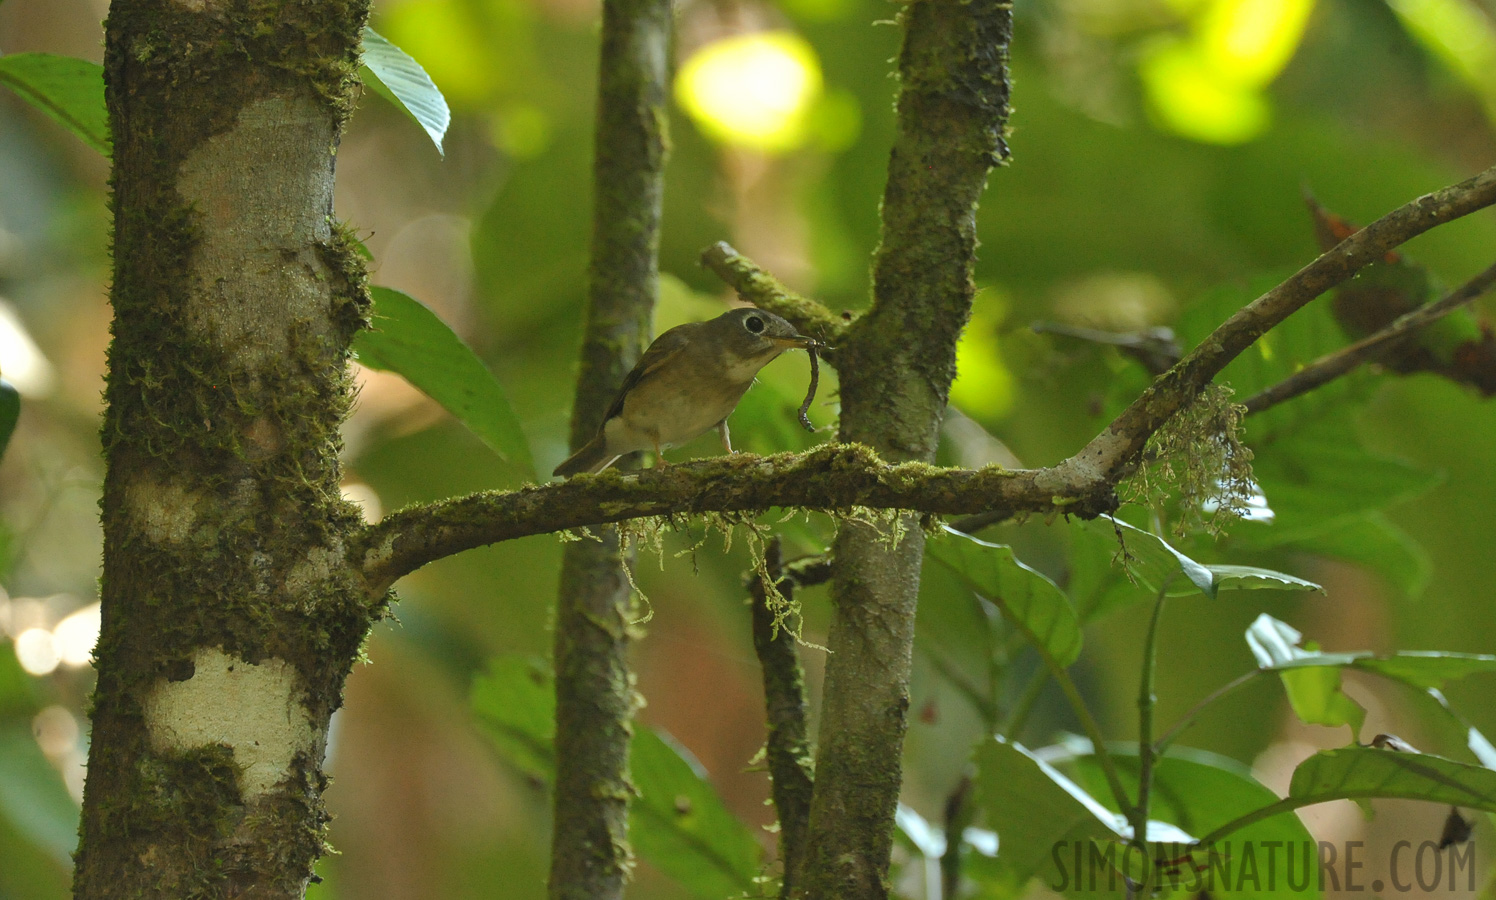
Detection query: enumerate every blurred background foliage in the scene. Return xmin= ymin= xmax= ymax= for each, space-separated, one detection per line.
xmin=1 ymin=0 xmax=1495 ymax=896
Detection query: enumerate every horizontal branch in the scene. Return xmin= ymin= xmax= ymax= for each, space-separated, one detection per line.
xmin=357 ymin=164 xmax=1496 ymax=596
xmin=357 ymin=443 xmax=1114 ymax=594
xmin=1243 ymin=258 xmax=1496 ymax=414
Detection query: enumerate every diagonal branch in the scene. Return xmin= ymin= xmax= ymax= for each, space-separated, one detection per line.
xmin=1243 ymin=259 xmax=1496 ymax=414
xmin=356 ymin=164 xmax=1496 ymax=599
xmin=1061 ymin=164 xmax=1496 ymax=488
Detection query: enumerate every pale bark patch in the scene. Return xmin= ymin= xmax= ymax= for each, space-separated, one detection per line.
xmin=177 ymin=95 xmax=336 ymax=368
xmin=143 ymin=647 xmax=317 ymax=799
xmin=127 ymin=479 xmax=200 ymax=545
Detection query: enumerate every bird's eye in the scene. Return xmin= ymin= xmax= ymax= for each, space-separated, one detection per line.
xmin=744 ymin=315 xmax=765 ymax=334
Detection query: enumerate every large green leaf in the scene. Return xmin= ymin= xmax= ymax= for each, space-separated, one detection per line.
xmin=630 ymin=729 xmax=762 ymax=899
xmin=1245 ymin=614 xmax=1496 ymax=746
xmin=1084 ymin=518 xmax=1321 ymax=600
xmin=928 ymin=528 xmax=1082 ymax=666
xmin=973 ymin=737 xmax=1128 ymax=890
xmin=0 ymin=379 xmax=18 ymax=463
xmin=471 ymin=656 xmax=554 ymax=782
xmin=471 ymin=656 xmax=762 ymax=899
xmin=1066 ymin=744 xmax=1321 ymax=900
xmin=1280 ymin=512 xmax=1431 ymax=599
xmin=360 ymin=27 xmax=449 ymax=155
xmin=355 ymin=287 xmax=535 ymax=478
xmin=0 ymin=53 xmax=109 ymax=154
xmin=0 ymin=727 xmax=77 ymax=865
xmin=1289 ymin=747 xmax=1496 ymax=811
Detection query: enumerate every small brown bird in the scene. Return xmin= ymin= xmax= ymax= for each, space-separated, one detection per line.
xmin=554 ymin=307 xmax=814 ymax=477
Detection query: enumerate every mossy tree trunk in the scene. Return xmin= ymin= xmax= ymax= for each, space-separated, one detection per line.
xmin=78 ymin=1 xmax=373 ymax=896
xmin=549 ymin=0 xmax=671 ymax=895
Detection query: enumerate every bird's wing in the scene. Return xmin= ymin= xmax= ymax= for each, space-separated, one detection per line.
xmin=600 ymin=323 xmax=696 ymax=424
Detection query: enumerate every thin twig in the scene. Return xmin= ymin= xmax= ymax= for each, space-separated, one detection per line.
xmin=748 ymin=537 xmax=816 ymax=898
xmin=1244 ymin=260 xmax=1496 ymax=414
xmin=701 ymin=242 xmax=848 ymax=348
xmin=1151 ymin=669 xmax=1264 ymax=755
xmin=1130 ymin=581 xmax=1170 ymax=885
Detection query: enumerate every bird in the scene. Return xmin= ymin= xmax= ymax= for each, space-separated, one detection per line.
xmin=553 ymin=307 xmax=814 ymax=477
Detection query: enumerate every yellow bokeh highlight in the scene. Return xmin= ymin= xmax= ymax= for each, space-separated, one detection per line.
xmin=675 ymin=31 xmax=824 ymax=153
xmin=1140 ymin=0 xmax=1315 ymax=145
xmin=950 ymin=296 xmax=1014 ymax=422
xmin=1140 ymin=40 xmax=1271 ymax=144
xmin=1199 ymin=0 xmax=1316 ymax=85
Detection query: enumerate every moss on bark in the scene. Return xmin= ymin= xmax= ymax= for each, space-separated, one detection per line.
xmin=80 ymin=1 xmax=372 ymax=896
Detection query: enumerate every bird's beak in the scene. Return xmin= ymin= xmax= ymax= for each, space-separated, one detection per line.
xmin=772 ymin=334 xmax=818 ymax=350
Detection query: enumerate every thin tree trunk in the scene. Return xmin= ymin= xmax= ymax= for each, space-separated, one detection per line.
xmin=796 ymin=0 xmax=1012 ymax=895
xmin=548 ymin=0 xmax=671 ymax=896
xmin=78 ymin=1 xmax=372 ymax=897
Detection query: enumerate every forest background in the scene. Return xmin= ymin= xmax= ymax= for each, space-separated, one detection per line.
xmin=2 ymin=0 xmax=1496 ymax=897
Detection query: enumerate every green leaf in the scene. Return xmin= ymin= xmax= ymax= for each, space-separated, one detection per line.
xmin=0 ymin=726 xmax=77 ymax=865
xmin=972 ymin=737 xmax=1127 ymax=887
xmin=355 ymin=287 xmax=535 ymax=478
xmin=0 ymin=379 xmax=18 ymax=463
xmin=1085 ymin=518 xmax=1321 ymax=600
xmin=472 ymin=656 xmax=761 ymax=899
xmin=470 ymin=656 xmax=554 ymax=781
xmin=1245 ymin=615 xmax=1496 ymax=743
xmin=0 ymin=53 xmax=109 ymax=154
xmin=631 ymin=729 xmax=762 ymax=899
xmin=1290 ymin=746 xmax=1496 ymax=812
xmin=1244 ymin=614 xmax=1365 ymax=734
xmin=360 ymin=27 xmax=449 ymax=156
xmin=929 ymin=528 xmax=1082 ymax=666
xmin=1067 ymin=744 xmax=1322 ymax=900
xmin=1278 ymin=512 xmax=1431 ymax=599
xmin=1247 ymin=415 xmax=1442 ymax=541
xmin=1355 ymin=652 xmax=1496 ymax=689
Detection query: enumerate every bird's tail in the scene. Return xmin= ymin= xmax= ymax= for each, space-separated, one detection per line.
xmin=552 ymin=435 xmax=621 ymax=478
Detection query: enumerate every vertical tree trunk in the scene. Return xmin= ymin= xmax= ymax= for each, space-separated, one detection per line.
xmin=796 ymin=0 xmax=1012 ymax=896
xmin=78 ymin=1 xmax=371 ymax=896
xmin=549 ymin=0 xmax=671 ymax=896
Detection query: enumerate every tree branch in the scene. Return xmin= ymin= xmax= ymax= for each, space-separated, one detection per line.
xmin=1243 ymin=259 xmax=1496 ymax=414
xmin=358 ymin=444 xmax=1112 ymax=594
xmin=548 ymin=0 xmax=670 ymax=894
xmin=748 ymin=538 xmax=816 ymax=898
xmin=701 ymin=241 xmax=849 ymax=348
xmin=358 ymin=165 xmax=1496 ymax=598
xmin=1066 ymin=163 xmax=1496 ymax=486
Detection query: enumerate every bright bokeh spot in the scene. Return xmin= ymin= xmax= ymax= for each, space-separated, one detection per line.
xmin=1140 ymin=0 xmax=1315 ymax=144
xmin=52 ymin=603 xmax=101 ymax=668
xmin=675 ymin=31 xmax=823 ymax=153
xmin=1141 ymin=40 xmax=1271 ymax=144
xmin=950 ymin=294 xmax=1014 ymax=421
xmin=14 ymin=627 xmax=60 ymax=676
xmin=1199 ymin=0 xmax=1316 ymax=85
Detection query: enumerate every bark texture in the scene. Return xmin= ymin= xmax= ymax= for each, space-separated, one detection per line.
xmin=548 ymin=0 xmax=671 ymax=895
xmin=797 ymin=1 xmax=1012 ymax=896
xmin=81 ymin=0 xmax=371 ymax=897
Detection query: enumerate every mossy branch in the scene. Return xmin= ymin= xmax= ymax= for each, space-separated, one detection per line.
xmin=548 ymin=0 xmax=671 ymax=894
xmin=747 ymin=538 xmax=816 ymax=898
xmin=701 ymin=241 xmax=849 ymax=348
xmin=357 ymin=161 xmax=1496 ymax=598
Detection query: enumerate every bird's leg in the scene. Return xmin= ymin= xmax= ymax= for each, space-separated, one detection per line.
xmin=652 ymin=438 xmax=669 ymax=467
xmin=717 ymin=419 xmax=734 ymax=454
